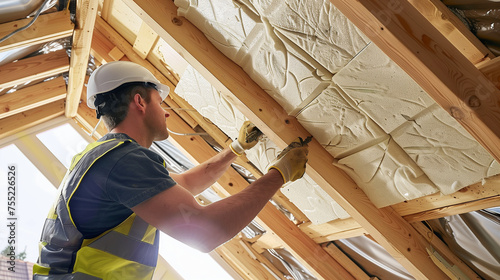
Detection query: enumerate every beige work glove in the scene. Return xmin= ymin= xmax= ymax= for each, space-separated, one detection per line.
xmin=230 ymin=121 xmax=263 ymax=156
xmin=268 ymin=137 xmax=310 ymax=184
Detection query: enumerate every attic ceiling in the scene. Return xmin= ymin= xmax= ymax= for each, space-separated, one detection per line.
xmin=1 ymin=0 xmax=499 ymax=279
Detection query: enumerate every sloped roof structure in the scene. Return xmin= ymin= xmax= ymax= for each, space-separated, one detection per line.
xmin=1 ymin=0 xmax=499 ymax=279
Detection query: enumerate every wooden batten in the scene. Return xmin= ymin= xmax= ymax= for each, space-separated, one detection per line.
xmin=94 ymin=16 xmax=179 ymax=88
xmin=0 ymin=49 xmax=69 ymax=90
xmin=299 ymin=218 xmax=367 ymax=243
xmin=91 ymin=29 xmax=120 ymax=64
xmin=0 ymin=11 xmax=73 ymax=53
xmin=0 ymin=100 xmax=65 ymax=140
xmin=15 ymin=135 xmax=67 ymax=188
xmin=478 ymin=56 xmax=500 ymax=89
xmin=408 ymin=0 xmax=494 ymax=65
xmin=66 ymin=0 xmax=99 ymax=118
xmin=322 ymin=242 xmax=376 ymax=280
xmin=411 ymin=222 xmax=481 ymax=279
xmin=0 ymin=76 xmax=66 ymax=120
xmin=214 ymin=238 xmax=284 ymax=280
xmin=394 ymin=177 xmax=500 ymax=221
xmin=133 ymin=22 xmax=159 ymax=59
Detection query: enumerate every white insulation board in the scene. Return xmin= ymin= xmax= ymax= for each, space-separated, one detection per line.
xmin=391 ymin=104 xmax=500 ymax=194
xmin=333 ymin=43 xmax=435 ymax=134
xmin=173 ymin=0 xmax=500 ymax=224
xmin=335 ymin=138 xmax=439 ymax=208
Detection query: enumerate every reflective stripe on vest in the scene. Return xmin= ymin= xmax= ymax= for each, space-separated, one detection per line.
xmin=33 ymin=138 xmax=159 ymax=280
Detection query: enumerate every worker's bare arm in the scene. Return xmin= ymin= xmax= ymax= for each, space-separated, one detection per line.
xmin=169 ymin=147 xmax=237 ymax=195
xmin=132 ymin=169 xmax=283 ymax=253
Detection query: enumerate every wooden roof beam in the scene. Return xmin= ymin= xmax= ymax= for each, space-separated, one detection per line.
xmin=214 ymin=237 xmax=285 ymax=280
xmin=330 ymin=0 xmax=500 ymax=165
xmin=408 ymin=0 xmax=494 ymax=65
xmin=478 ymin=56 xmax=500 ymax=89
xmin=123 ymin=0 xmax=458 ymax=278
xmin=0 ymin=76 xmax=66 ymax=120
xmin=394 ymin=176 xmax=500 ymax=221
xmin=133 ymin=22 xmax=159 ymax=59
xmin=94 ymin=16 xmax=179 ymax=88
xmin=0 ymin=49 xmax=69 ymax=90
xmin=0 ymin=11 xmax=73 ymax=53
xmin=15 ymin=134 xmax=67 ymax=188
xmin=65 ymin=0 xmax=99 ymax=118
xmin=0 ymin=100 xmax=65 ymax=140
xmin=323 ymin=242 xmax=378 ymax=280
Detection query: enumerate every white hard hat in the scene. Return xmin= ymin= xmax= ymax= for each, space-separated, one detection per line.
xmin=87 ymin=61 xmax=170 ymax=109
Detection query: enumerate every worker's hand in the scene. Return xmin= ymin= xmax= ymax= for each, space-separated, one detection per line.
xmin=268 ymin=137 xmax=310 ymax=184
xmin=230 ymin=121 xmax=263 ymax=156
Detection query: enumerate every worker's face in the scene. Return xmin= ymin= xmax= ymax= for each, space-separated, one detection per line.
xmin=145 ymin=89 xmax=170 ymax=141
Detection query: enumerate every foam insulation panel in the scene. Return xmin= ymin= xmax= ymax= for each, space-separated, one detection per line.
xmin=173 ymin=0 xmax=499 ymax=219
xmin=175 ymin=65 xmax=247 ymax=139
xmin=391 ymin=104 xmax=500 ymax=195
xmin=175 ymin=66 xmax=350 ymax=224
xmin=333 ymin=43 xmax=436 ymax=134
xmin=174 ymin=0 xmax=258 ymax=60
xmin=176 ymin=0 xmax=337 ymax=114
xmin=281 ymin=174 xmax=350 ymax=224
xmin=238 ymin=0 xmax=370 ymax=74
xmin=297 ymin=84 xmax=387 ymax=158
xmin=335 ymin=138 xmax=439 ymax=208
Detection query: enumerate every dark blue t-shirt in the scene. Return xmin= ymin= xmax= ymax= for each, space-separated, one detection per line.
xmin=68 ymin=133 xmax=176 ymax=238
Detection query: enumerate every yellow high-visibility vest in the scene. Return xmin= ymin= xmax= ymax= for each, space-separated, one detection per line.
xmin=34 ymin=138 xmax=159 ymax=280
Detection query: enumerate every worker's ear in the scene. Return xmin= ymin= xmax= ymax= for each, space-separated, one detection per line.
xmin=132 ymin=93 xmax=147 ymax=114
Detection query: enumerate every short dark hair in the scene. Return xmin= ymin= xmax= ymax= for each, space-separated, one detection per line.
xmin=94 ymin=82 xmax=156 ymax=130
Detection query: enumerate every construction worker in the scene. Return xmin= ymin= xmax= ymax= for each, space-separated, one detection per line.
xmin=33 ymin=61 xmax=309 ymax=280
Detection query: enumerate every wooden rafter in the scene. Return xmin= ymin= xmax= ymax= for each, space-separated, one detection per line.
xmin=15 ymin=135 xmax=66 ymax=188
xmin=0 ymin=11 xmax=73 ymax=53
xmin=394 ymin=177 xmax=500 ymax=221
xmin=133 ymin=22 xmax=159 ymax=59
xmin=299 ymin=218 xmax=366 ymax=243
xmin=408 ymin=0 xmax=493 ymax=65
xmin=123 ymin=0 xmax=467 ymax=278
xmin=0 ymin=100 xmax=65 ymax=140
xmin=329 ymin=0 xmax=500 ymax=166
xmin=214 ymin=238 xmax=284 ymax=280
xmin=323 ymin=242 xmax=378 ymax=280
xmin=66 ymin=0 xmax=99 ymax=118
xmin=478 ymin=56 xmax=500 ymax=89
xmin=0 ymin=76 xmax=66 ymax=120
xmin=0 ymin=49 xmax=69 ymax=90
